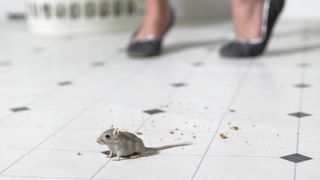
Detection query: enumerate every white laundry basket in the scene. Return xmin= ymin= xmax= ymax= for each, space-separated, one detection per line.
xmin=26 ymin=0 xmax=145 ymax=35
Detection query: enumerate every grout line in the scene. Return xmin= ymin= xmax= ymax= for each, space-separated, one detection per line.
xmin=293 ymin=59 xmax=308 ymax=180
xmin=0 ymin=63 xmax=150 ymax=176
xmin=295 ymin=62 xmax=306 ymax=154
xmin=293 ymin=24 xmax=310 ymax=180
xmin=0 ymin=174 xmax=88 ymax=180
xmin=190 ymin=60 xmax=254 ymax=180
xmin=9 ymin=147 xmax=320 ymax=160
xmin=293 ymin=164 xmax=297 ymax=180
xmin=89 ymin=159 xmax=112 ymax=180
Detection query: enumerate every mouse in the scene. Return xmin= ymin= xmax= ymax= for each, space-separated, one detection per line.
xmin=96 ymin=125 xmax=191 ymax=161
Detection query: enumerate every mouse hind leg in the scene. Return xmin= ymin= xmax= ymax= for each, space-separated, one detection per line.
xmin=128 ymin=152 xmax=143 ymax=159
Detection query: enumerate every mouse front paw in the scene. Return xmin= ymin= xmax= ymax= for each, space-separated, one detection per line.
xmin=112 ymin=157 xmax=121 ymax=161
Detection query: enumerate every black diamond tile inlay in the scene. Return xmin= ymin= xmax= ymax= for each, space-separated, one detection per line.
xmin=92 ymin=62 xmax=105 ymax=67
xmin=281 ymin=153 xmax=312 ymax=163
xmin=33 ymin=47 xmax=45 ymax=53
xmin=10 ymin=107 xmax=30 ymax=112
xmin=289 ymin=112 xmax=311 ymax=118
xmin=171 ymin=82 xmax=187 ymax=87
xmin=294 ymin=83 xmax=311 ymax=88
xmin=192 ymin=62 xmax=204 ymax=67
xmin=0 ymin=61 xmax=11 ymax=66
xmin=298 ymin=63 xmax=309 ymax=68
xmin=58 ymin=81 xmax=73 ymax=86
xmin=143 ymin=109 xmax=165 ymax=115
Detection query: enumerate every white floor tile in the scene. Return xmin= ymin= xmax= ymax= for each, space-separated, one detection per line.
xmin=2 ymin=150 xmax=107 ymax=179
xmin=0 ymin=127 xmax=57 ymax=149
xmin=194 ymin=156 xmax=294 ymax=180
xmin=0 ymin=149 xmax=29 ymax=173
xmin=296 ymin=159 xmax=320 ymax=180
xmin=299 ymin=134 xmax=320 ymax=159
xmin=93 ymin=155 xmax=201 ymax=180
xmin=208 ymin=132 xmax=297 ymax=157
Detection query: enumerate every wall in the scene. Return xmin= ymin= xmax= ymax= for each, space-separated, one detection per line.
xmin=0 ymin=0 xmax=320 ymax=21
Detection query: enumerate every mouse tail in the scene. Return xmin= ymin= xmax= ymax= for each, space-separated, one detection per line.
xmin=145 ymin=142 xmax=192 ymax=152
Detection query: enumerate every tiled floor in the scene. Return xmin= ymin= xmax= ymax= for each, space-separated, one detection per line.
xmin=0 ymin=19 xmax=320 ymax=180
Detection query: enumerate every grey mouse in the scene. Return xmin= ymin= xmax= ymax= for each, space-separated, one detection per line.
xmin=96 ymin=125 xmax=191 ymax=161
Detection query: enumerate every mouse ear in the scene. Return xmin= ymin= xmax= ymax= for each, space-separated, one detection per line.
xmin=113 ymin=128 xmax=120 ymax=136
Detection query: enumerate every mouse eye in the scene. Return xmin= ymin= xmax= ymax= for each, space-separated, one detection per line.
xmin=105 ymin=135 xmax=110 ymax=138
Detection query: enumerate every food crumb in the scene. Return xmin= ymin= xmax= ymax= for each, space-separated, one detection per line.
xmin=193 ymin=125 xmax=197 ymax=128
xmin=175 ymin=128 xmax=179 ymax=131
xmin=230 ymin=126 xmax=239 ymax=131
xmin=229 ymin=109 xmax=236 ymax=113
xmin=192 ymin=136 xmax=197 ymax=139
xmin=136 ymin=132 xmax=143 ymax=135
xmin=76 ymin=151 xmax=82 ymax=156
xmin=180 ymin=133 xmax=184 ymax=136
xmin=227 ymin=122 xmax=231 ymax=125
xmin=170 ymin=131 xmax=175 ymax=134
xmin=220 ymin=133 xmax=228 ymax=139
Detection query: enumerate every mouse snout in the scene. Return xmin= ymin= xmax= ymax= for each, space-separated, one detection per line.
xmin=96 ymin=138 xmax=102 ymax=144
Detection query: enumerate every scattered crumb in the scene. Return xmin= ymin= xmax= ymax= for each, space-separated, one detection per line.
xmin=230 ymin=126 xmax=239 ymax=131
xmin=175 ymin=128 xmax=179 ymax=131
xmin=180 ymin=133 xmax=184 ymax=136
xmin=192 ymin=136 xmax=197 ymax=139
xmin=229 ymin=109 xmax=236 ymax=113
xmin=220 ymin=133 xmax=228 ymax=139
xmin=170 ymin=131 xmax=175 ymax=134
xmin=227 ymin=122 xmax=231 ymax=125
xmin=193 ymin=125 xmax=197 ymax=128
xmin=136 ymin=132 xmax=143 ymax=135
xmin=276 ymin=134 xmax=279 ymax=137
xmin=76 ymin=151 xmax=82 ymax=156
xmin=178 ymin=138 xmax=181 ymax=141
xmin=252 ymin=124 xmax=256 ymax=127
xmin=204 ymin=106 xmax=209 ymax=110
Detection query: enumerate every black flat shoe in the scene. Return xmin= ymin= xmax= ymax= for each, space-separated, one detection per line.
xmin=220 ymin=0 xmax=285 ymax=58
xmin=127 ymin=10 xmax=175 ymax=57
